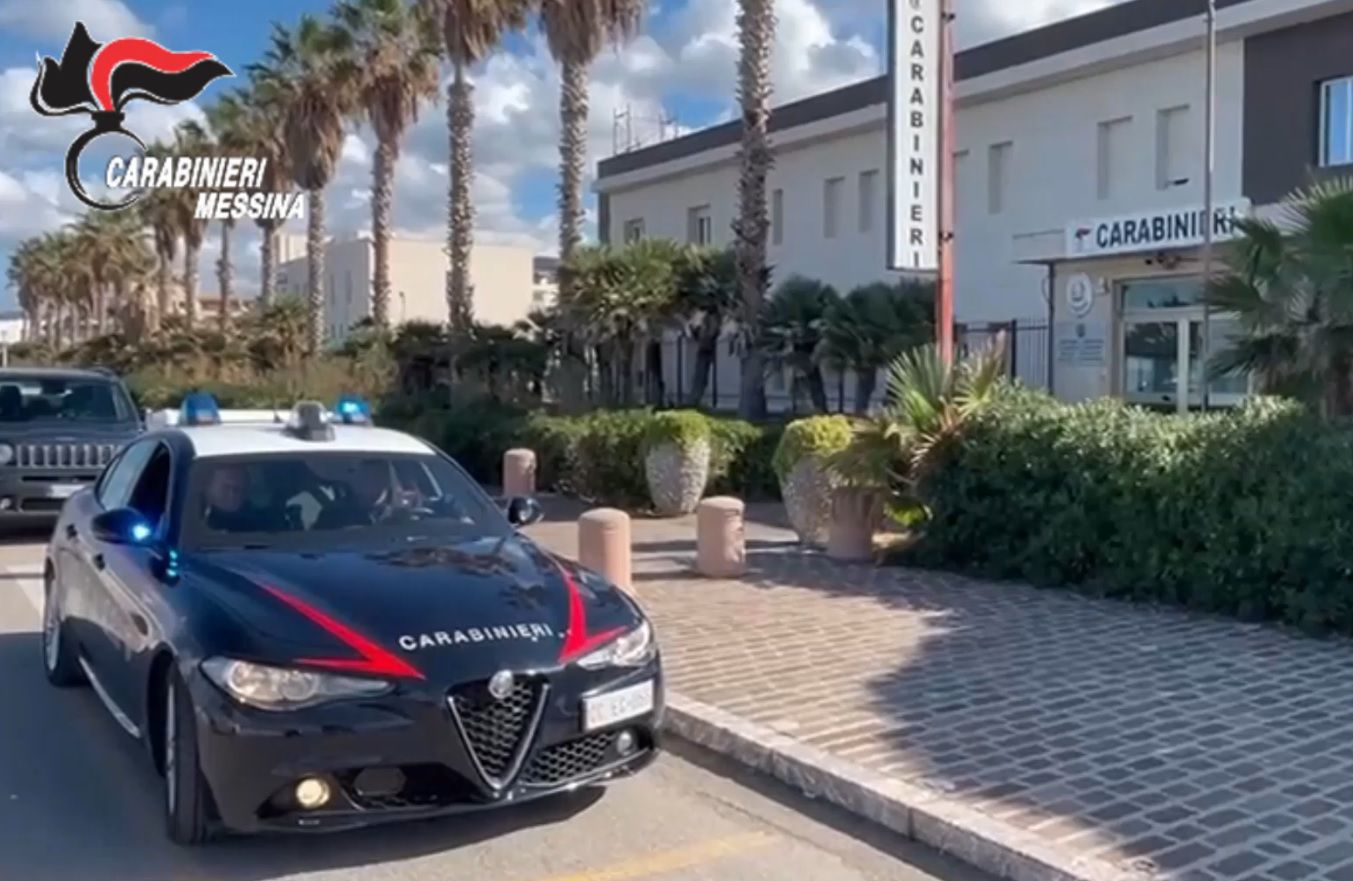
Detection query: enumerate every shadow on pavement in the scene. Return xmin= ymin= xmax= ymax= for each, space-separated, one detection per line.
xmin=0 ymin=630 xmax=604 ymax=881
xmin=0 ymin=522 xmax=54 ymax=546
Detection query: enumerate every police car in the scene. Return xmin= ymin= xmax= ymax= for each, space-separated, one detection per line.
xmin=42 ymin=395 xmax=662 ymax=844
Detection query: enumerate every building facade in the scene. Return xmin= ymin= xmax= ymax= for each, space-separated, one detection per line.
xmin=275 ymin=234 xmax=538 ymax=343
xmin=595 ymin=0 xmax=1353 ymax=411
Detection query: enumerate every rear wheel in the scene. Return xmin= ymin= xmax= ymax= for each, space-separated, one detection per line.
xmin=42 ymin=569 xmax=84 ymax=687
xmin=164 ymin=672 xmax=213 ymax=845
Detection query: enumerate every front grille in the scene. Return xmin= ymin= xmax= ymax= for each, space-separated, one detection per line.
xmin=13 ymin=443 xmax=117 ymax=470
xmin=522 ymin=732 xmax=619 ymax=786
xmin=449 ymin=677 xmax=545 ymax=787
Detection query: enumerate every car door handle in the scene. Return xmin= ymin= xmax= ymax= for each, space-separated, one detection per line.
xmin=65 ymin=523 xmax=77 ymax=540
xmin=131 ymin=614 xmax=148 ymax=636
xmin=92 ymin=554 xmax=105 ymax=571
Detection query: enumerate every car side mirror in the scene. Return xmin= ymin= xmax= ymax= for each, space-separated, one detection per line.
xmin=91 ymin=507 xmax=155 ymax=545
xmin=506 ymin=496 xmax=543 ymax=528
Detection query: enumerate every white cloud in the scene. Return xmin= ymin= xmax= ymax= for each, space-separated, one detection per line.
xmin=959 ymin=0 xmax=1119 ymax=46
xmin=0 ymin=0 xmax=152 ymax=43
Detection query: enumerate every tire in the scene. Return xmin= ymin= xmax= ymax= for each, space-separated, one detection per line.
xmin=42 ymin=569 xmax=84 ymax=687
xmin=164 ymin=671 xmax=214 ymax=845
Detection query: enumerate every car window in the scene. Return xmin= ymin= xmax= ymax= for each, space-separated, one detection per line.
xmin=125 ymin=444 xmax=172 ymax=531
xmin=97 ymin=441 xmax=156 ymax=510
xmin=182 ymin=452 xmax=509 ymax=550
xmin=0 ymin=377 xmax=135 ymax=424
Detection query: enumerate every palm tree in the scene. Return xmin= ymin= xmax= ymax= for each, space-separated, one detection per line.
xmin=734 ymin=0 xmax=776 ymax=420
xmin=1207 ymin=178 xmax=1353 ymax=417
xmin=674 ymin=245 xmax=747 ymax=406
xmin=7 ymin=238 xmax=45 ymax=341
xmin=139 ymin=142 xmax=181 ymax=333
xmin=242 ymin=71 xmax=294 ymax=308
xmin=205 ymin=91 xmax=257 ymax=332
xmin=422 ymin=0 xmax=532 ymax=331
xmin=539 ymin=0 xmax=644 ymax=266
xmin=820 ymin=281 xmax=935 ymax=413
xmin=335 ymin=0 xmax=442 ymax=330
xmin=252 ymin=17 xmax=359 ymax=354
xmin=68 ymin=215 xmax=115 ymax=337
xmin=758 ymin=275 xmax=839 ymax=413
xmin=172 ymin=121 xmax=213 ymax=329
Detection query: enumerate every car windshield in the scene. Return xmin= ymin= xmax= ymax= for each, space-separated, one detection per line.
xmin=0 ymin=376 xmax=135 ymax=424
xmin=183 ymin=453 xmax=511 ymax=550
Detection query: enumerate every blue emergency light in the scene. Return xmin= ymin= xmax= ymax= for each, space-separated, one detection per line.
xmin=179 ymin=392 xmax=222 ymax=426
xmin=333 ymin=395 xmax=372 ymax=425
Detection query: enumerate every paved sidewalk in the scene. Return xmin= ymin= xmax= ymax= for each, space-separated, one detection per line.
xmin=526 ymin=499 xmax=1353 ymax=881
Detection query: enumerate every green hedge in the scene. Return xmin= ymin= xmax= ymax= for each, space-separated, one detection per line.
xmin=379 ymin=398 xmax=783 ymax=507
xmin=912 ymin=387 xmax=1353 ymax=634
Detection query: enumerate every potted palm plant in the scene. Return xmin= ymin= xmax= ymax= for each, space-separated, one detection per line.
xmin=643 ymin=410 xmax=712 ymax=516
xmin=772 ymin=414 xmax=854 ymax=547
xmin=825 ymin=340 xmax=1008 ymax=561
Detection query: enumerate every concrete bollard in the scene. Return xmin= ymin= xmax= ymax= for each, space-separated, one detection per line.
xmin=503 ymin=448 xmax=536 ymax=497
xmin=696 ymin=497 xmax=747 ymax=578
xmin=579 ymin=508 xmax=632 ymax=594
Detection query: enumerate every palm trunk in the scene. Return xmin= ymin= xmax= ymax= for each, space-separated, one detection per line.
xmin=619 ymin=336 xmax=636 ymax=406
xmin=558 ymin=59 xmax=587 ymax=266
xmin=155 ymin=252 xmax=171 ymax=333
xmin=735 ymin=0 xmax=775 ymax=421
xmin=217 ymin=219 xmax=233 ymax=332
xmin=184 ymin=240 xmax=200 ymax=328
xmin=306 ymin=189 xmax=326 ymax=354
xmin=112 ymin=278 xmax=129 ymax=336
xmin=854 ymin=366 xmax=877 ymax=414
xmin=645 ymin=337 xmax=664 ymax=405
xmin=258 ymin=223 xmax=276 ymax=307
xmin=806 ymin=365 xmax=828 ymax=413
xmin=93 ymin=282 xmax=107 ymax=336
xmin=50 ymin=303 xmax=62 ymax=349
xmin=447 ymin=65 xmax=475 ymax=331
xmin=372 ymin=137 xmax=396 ymax=329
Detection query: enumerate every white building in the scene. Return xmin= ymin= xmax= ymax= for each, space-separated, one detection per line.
xmin=596 ymin=0 xmax=1353 ymax=411
xmin=275 ymin=234 xmax=538 ymax=343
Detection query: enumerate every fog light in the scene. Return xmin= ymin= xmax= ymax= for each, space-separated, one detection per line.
xmin=616 ymin=730 xmax=637 ymax=756
xmin=294 ymin=777 xmax=331 ymax=809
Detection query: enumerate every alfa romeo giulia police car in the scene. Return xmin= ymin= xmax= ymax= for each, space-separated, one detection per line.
xmin=42 ymin=395 xmax=662 ymax=844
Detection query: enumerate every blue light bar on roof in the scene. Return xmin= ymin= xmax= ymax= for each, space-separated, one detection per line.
xmin=333 ymin=395 xmax=372 ymax=425
xmin=179 ymin=392 xmax=221 ymax=426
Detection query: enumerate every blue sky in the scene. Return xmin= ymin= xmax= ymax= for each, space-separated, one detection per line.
xmin=0 ymin=0 xmax=1116 ymax=307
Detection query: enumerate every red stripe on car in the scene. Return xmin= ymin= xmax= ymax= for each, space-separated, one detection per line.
xmin=260 ymin=584 xmax=425 ymax=680
xmin=557 ymin=565 xmax=623 ymax=663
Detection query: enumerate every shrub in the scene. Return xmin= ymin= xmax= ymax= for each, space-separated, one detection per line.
xmin=642 ymin=410 xmax=711 ymax=454
xmin=912 ymin=388 xmax=1353 ymax=634
xmin=709 ymin=417 xmax=782 ymax=501
xmin=772 ymin=415 xmax=855 ymax=482
xmin=570 ymin=410 xmax=653 ymax=507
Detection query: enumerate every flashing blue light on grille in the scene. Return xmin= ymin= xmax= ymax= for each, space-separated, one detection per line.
xmin=179 ymin=392 xmax=221 ymax=426
xmin=334 ymin=395 xmax=371 ymax=424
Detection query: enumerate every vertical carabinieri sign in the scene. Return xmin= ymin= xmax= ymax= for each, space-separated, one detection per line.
xmin=887 ymin=0 xmax=941 ymax=272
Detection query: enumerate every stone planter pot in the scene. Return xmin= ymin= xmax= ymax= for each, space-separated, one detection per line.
xmin=644 ymin=438 xmax=711 ymax=516
xmin=827 ymin=487 xmax=883 ymax=562
xmin=780 ymin=456 xmax=837 ymax=548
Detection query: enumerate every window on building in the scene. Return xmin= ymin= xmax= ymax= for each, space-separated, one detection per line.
xmin=623 ymin=218 xmax=645 ymax=243
xmin=953 ymin=149 xmax=970 ymax=223
xmin=858 ymin=170 xmax=879 ymax=233
xmin=1119 ymin=276 xmax=1250 ymax=412
xmin=987 ymin=142 xmax=1012 ymax=215
xmin=823 ymin=176 xmax=844 ymax=239
xmin=1097 ymin=116 xmax=1132 ymax=200
xmin=687 ymin=206 xmax=712 ymax=245
xmin=771 ymin=188 xmax=784 ymax=245
xmin=1156 ymin=105 xmax=1192 ymax=190
xmin=1320 ymin=76 xmax=1353 ymax=167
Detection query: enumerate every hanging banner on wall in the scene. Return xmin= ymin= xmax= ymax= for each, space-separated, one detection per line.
xmin=887 ymin=0 xmax=941 ymax=273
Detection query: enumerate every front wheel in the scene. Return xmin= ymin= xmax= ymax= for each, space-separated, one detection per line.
xmin=164 ymin=672 xmax=213 ymax=845
xmin=42 ymin=570 xmax=84 ymax=687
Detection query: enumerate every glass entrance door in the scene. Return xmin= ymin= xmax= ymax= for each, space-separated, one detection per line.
xmin=1119 ymin=277 xmax=1250 ymax=412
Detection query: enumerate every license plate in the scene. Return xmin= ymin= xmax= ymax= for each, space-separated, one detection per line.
xmin=582 ymin=680 xmax=655 ymax=732
xmin=48 ymin=484 xmax=82 ymax=499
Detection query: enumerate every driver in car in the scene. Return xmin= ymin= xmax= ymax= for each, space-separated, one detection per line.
xmin=203 ymin=464 xmax=282 ymax=533
xmin=315 ymin=460 xmax=398 ymax=530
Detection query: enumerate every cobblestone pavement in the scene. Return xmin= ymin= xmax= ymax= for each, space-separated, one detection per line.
xmin=526 ymin=499 xmax=1353 ymax=881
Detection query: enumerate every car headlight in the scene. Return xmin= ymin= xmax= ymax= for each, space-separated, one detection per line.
xmin=201 ymin=658 xmax=392 ymax=711
xmin=576 ymin=621 xmax=656 ymax=670
xmin=0 ymin=444 xmax=13 ymax=466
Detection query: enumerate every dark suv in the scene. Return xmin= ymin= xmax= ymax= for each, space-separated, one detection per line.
xmin=0 ymin=368 xmax=142 ymax=521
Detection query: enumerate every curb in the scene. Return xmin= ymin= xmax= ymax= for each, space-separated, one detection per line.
xmin=663 ymin=692 xmax=1147 ymax=881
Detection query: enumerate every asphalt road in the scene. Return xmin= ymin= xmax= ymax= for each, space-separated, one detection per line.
xmin=0 ymin=528 xmax=990 ymax=881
